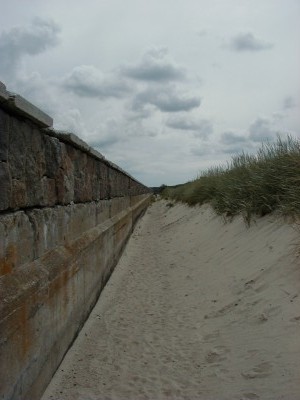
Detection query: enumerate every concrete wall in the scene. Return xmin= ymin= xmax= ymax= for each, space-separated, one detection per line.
xmin=0 ymin=82 xmax=151 ymax=400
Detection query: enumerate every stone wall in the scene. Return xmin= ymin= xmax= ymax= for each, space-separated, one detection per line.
xmin=0 ymin=82 xmax=151 ymax=400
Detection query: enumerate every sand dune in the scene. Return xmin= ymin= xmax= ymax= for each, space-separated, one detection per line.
xmin=42 ymin=200 xmax=300 ymax=400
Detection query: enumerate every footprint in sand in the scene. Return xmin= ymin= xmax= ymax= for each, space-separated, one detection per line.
xmin=205 ymin=346 xmax=230 ymax=363
xmin=244 ymin=279 xmax=256 ymax=288
xmin=202 ymin=331 xmax=220 ymax=342
xmin=290 ymin=315 xmax=300 ymax=322
xmin=205 ymin=299 xmax=242 ymax=319
xmin=241 ymin=361 xmax=272 ymax=379
xmin=241 ymin=393 xmax=260 ymax=399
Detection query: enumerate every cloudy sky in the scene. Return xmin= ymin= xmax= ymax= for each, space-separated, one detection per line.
xmin=0 ymin=0 xmax=299 ymax=186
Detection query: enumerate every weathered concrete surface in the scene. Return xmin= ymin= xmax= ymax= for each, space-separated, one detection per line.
xmin=0 ymin=195 xmax=150 ymax=400
xmin=0 ymin=197 xmax=148 ymax=275
xmin=0 ymin=82 xmax=151 ymax=400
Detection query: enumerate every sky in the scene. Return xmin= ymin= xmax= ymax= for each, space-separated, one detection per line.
xmin=0 ymin=0 xmax=299 ymax=187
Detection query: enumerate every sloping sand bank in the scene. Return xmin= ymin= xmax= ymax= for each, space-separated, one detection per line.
xmin=42 ymin=200 xmax=300 ymax=400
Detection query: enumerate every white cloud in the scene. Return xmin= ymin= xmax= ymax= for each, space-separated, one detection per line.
xmin=132 ymin=85 xmax=201 ymax=113
xmin=0 ymin=18 xmax=60 ymax=79
xmin=166 ymin=116 xmax=213 ymax=139
xmin=55 ymin=108 xmax=90 ymax=137
xmin=121 ymin=47 xmax=185 ymax=82
xmin=63 ymin=65 xmax=131 ymax=99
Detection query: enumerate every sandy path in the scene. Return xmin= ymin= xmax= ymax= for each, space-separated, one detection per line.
xmin=42 ymin=200 xmax=300 ymax=400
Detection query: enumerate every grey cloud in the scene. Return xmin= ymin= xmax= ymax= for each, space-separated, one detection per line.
xmin=155 ymin=94 xmax=200 ymax=112
xmin=90 ymin=136 xmax=120 ymax=148
xmin=0 ymin=18 xmax=60 ymax=77
xmin=63 ymin=65 xmax=131 ymax=99
xmin=219 ymin=132 xmax=257 ymax=155
xmin=196 ymin=29 xmax=207 ymax=37
xmin=87 ymin=119 xmax=125 ymax=148
xmin=88 ymin=118 xmax=156 ymax=149
xmin=127 ymin=107 xmax=153 ymax=121
xmin=121 ymin=47 xmax=185 ymax=82
xmin=283 ymin=96 xmax=296 ymax=110
xmin=190 ymin=143 xmax=216 ymax=157
xmin=221 ymin=132 xmax=247 ymax=145
xmin=133 ymin=86 xmax=201 ymax=113
xmin=191 ymin=147 xmax=210 ymax=157
xmin=222 ymin=146 xmax=246 ymax=154
xmin=272 ymin=111 xmax=285 ymax=120
xmin=249 ymin=117 xmax=277 ymax=142
xmin=166 ymin=116 xmax=212 ymax=139
xmin=229 ymin=32 xmax=273 ymax=52
xmin=222 ymin=140 xmax=257 ymax=155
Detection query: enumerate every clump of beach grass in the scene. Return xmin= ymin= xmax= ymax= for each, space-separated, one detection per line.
xmin=162 ymin=135 xmax=300 ymax=224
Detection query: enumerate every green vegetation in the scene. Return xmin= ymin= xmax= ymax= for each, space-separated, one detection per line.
xmin=162 ymin=136 xmax=300 ymax=224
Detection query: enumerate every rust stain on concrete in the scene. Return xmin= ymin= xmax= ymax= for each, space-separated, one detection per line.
xmin=0 ymin=244 xmax=17 ymax=276
xmin=20 ymin=303 xmax=31 ymax=358
xmin=10 ymin=302 xmax=32 ymax=360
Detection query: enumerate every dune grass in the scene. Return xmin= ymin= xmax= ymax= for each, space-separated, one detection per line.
xmin=162 ymin=136 xmax=300 ymax=224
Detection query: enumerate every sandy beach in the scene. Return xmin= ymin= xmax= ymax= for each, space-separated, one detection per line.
xmin=41 ymin=200 xmax=300 ymax=400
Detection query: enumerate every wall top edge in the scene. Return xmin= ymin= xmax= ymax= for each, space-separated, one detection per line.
xmin=0 ymin=81 xmax=147 ymax=187
xmin=0 ymin=81 xmax=53 ymax=128
xmin=44 ymin=128 xmax=104 ymax=159
xmin=44 ymin=127 xmax=141 ymax=184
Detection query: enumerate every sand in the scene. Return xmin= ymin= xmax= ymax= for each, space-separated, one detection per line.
xmin=41 ymin=200 xmax=300 ymax=400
